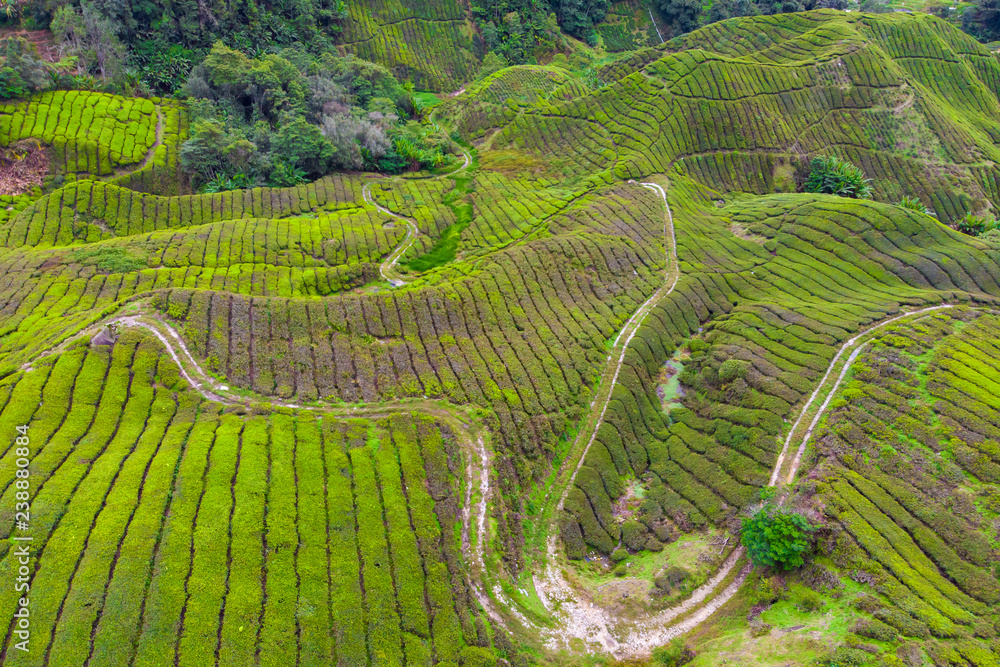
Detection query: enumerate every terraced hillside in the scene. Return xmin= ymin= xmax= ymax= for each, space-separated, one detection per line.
xmin=455 ymin=10 xmax=1000 ymax=222
xmin=337 ymin=0 xmax=480 ymax=92
xmin=0 ymin=9 xmax=999 ymax=667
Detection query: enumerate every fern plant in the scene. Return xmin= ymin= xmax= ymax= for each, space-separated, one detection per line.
xmin=803 ymin=155 xmax=873 ymax=199
xmin=954 ymin=212 xmax=998 ymax=237
xmin=899 ymin=196 xmax=934 ymax=216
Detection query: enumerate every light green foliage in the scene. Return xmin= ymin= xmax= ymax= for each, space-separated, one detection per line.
xmin=2 ymin=10 xmax=1000 ymax=665
xmin=338 ymin=0 xmax=479 ymax=91
xmin=0 ymin=90 xmax=158 ymax=174
xmin=741 ymin=504 xmax=815 ymax=570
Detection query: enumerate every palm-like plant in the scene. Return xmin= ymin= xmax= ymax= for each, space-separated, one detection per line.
xmin=898 ymin=196 xmax=934 ymax=216
xmin=803 ymin=155 xmax=873 ymax=199
xmin=1 ymin=0 xmax=20 ymax=20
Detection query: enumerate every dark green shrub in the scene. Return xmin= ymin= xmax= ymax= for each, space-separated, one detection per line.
xmin=652 ymin=639 xmax=695 ymax=666
xmin=818 ymin=646 xmax=875 ymax=666
xmin=72 ymin=247 xmax=147 ymax=273
xmin=747 ymin=574 xmax=785 ymax=604
xmin=852 ymin=618 xmax=897 ymax=642
xmin=614 ymin=564 xmax=627 ymax=577
xmin=268 ymin=162 xmax=308 ymax=187
xmin=803 ymin=156 xmax=873 ymax=199
xmin=621 ymin=519 xmax=648 ymax=551
xmin=954 ymin=212 xmax=997 ymax=237
xmin=874 ymin=608 xmax=930 ymax=639
xmin=0 ymin=66 xmax=27 ymax=99
xmin=653 ymin=565 xmax=690 ymax=591
xmin=560 ymin=515 xmax=586 ymax=560
xmin=719 ymin=358 xmax=750 ymax=384
xmin=852 ymin=594 xmax=883 ymax=613
xmin=791 ymin=585 xmax=823 ymax=612
xmin=611 ymin=547 xmax=628 ymax=563
xmin=740 ymin=503 xmax=815 ymax=570
xmin=663 ymin=565 xmax=689 ymax=586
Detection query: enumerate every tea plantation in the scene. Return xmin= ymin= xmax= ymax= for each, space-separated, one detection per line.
xmin=0 ymin=8 xmax=999 ymax=667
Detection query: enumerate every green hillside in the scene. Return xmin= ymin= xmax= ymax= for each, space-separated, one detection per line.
xmin=0 ymin=8 xmax=998 ymax=667
xmin=337 ymin=0 xmax=481 ymax=92
xmin=458 ymin=10 xmax=1000 ymax=221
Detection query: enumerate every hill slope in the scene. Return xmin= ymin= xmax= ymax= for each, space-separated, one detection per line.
xmin=0 ymin=9 xmax=998 ymax=667
xmin=450 ymin=10 xmax=1000 ymax=221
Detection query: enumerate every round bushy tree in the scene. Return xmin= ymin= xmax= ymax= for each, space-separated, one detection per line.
xmin=740 ymin=504 xmax=814 ymax=570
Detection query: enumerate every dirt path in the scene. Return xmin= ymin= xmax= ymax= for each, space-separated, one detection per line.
xmin=19 ymin=308 xmax=503 ymax=629
xmin=363 ymin=139 xmax=471 ymax=287
xmin=530 ymin=179 xmax=679 ymax=653
xmin=532 ymin=295 xmax=962 ymax=656
xmin=11 ymin=164 xmax=973 ymax=659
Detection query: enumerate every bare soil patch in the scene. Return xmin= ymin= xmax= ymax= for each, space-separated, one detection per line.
xmin=1 ymin=140 xmax=48 ymax=195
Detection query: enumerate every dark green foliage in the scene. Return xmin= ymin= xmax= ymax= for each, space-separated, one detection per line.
xmin=899 ymin=196 xmax=934 ymax=216
xmin=707 ymin=0 xmax=759 ymax=25
xmin=962 ymin=0 xmax=1000 ymax=43
xmin=661 ymin=566 xmax=689 ymax=587
xmin=804 ymin=156 xmax=873 ymax=200
xmin=621 ymin=519 xmax=648 ymax=550
xmin=478 ymin=52 xmax=510 ymax=80
xmin=271 ymin=115 xmax=335 ymax=176
xmin=0 ymin=66 xmax=26 ymax=99
xmin=654 ymin=0 xmax=702 ymax=35
xmin=178 ymin=43 xmax=453 ymax=187
xmin=741 ymin=504 xmax=815 ymax=570
xmin=72 ymin=247 xmax=147 ymax=273
xmin=129 ymin=42 xmax=194 ymax=95
xmin=853 ymin=618 xmax=898 ymax=642
xmin=954 ymin=212 xmax=997 ymax=236
xmin=472 ymin=1 xmax=610 ymax=63
xmin=0 ymin=37 xmax=50 ymax=97
xmin=557 ymin=0 xmax=611 ymax=38
xmin=718 ymin=359 xmax=749 ymax=384
xmin=652 ymin=639 xmax=695 ymax=666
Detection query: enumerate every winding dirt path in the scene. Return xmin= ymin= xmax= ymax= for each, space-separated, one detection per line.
xmin=11 ymin=163 xmax=972 ymax=659
xmin=532 ymin=293 xmax=960 ymax=655
xmin=20 ymin=308 xmax=502 ymax=629
xmin=363 ymin=140 xmax=472 ymax=286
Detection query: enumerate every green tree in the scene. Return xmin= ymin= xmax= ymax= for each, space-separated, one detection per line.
xmin=707 ymin=0 xmax=758 ymax=24
xmin=477 ymin=51 xmax=509 ymax=80
xmin=51 ymin=2 xmax=127 ymax=80
xmin=740 ymin=504 xmax=814 ymax=570
xmin=655 ymin=0 xmax=702 ymax=35
xmin=0 ymin=37 xmax=49 ymax=93
xmin=270 ymin=115 xmax=335 ymax=176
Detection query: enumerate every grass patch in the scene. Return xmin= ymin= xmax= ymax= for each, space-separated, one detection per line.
xmin=71 ymin=246 xmax=148 ymax=273
xmin=413 ymin=91 xmax=443 ymax=111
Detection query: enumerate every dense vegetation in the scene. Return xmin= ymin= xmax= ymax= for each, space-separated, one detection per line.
xmin=179 ymin=42 xmax=457 ymax=189
xmin=1 ymin=6 xmax=1000 ymax=667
